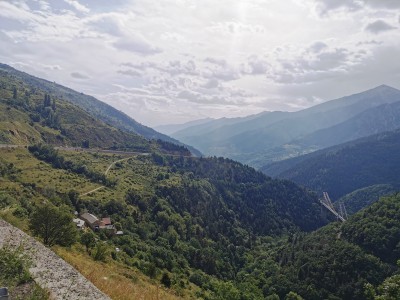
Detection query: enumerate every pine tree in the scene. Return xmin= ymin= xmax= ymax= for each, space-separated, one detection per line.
xmin=44 ymin=94 xmax=51 ymax=107
xmin=12 ymin=86 xmax=17 ymax=99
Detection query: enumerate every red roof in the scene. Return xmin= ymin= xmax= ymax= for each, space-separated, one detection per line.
xmin=100 ymin=217 xmax=112 ymax=226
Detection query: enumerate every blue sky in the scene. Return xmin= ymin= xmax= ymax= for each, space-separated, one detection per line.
xmin=1 ymin=0 xmax=400 ymax=126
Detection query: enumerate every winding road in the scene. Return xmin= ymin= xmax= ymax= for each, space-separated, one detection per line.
xmin=0 ymin=143 xmax=194 ymax=197
xmin=79 ymin=156 xmax=137 ymax=197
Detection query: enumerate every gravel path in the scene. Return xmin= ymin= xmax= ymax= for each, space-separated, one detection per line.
xmin=0 ymin=219 xmax=111 ymax=300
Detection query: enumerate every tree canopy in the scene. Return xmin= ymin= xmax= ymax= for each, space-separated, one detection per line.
xmin=29 ymin=203 xmax=77 ymax=247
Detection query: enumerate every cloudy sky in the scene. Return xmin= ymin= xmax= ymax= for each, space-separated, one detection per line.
xmin=1 ymin=0 xmax=400 ymax=126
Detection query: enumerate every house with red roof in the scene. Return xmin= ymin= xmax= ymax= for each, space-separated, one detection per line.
xmin=79 ymin=212 xmax=116 ymax=233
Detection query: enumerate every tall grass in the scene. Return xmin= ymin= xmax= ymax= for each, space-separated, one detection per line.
xmin=56 ymin=247 xmax=184 ymax=300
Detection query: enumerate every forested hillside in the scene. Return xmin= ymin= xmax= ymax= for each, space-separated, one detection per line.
xmin=3 ymin=145 xmax=398 ymax=299
xmin=256 ymin=193 xmax=400 ymax=299
xmin=337 ymin=184 xmax=396 ymax=215
xmin=0 ymin=145 xmax=332 ymax=299
xmin=342 ymin=193 xmax=400 ymax=264
xmin=261 ymin=130 xmax=400 ymax=205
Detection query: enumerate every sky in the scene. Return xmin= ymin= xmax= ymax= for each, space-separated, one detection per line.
xmin=0 ymin=0 xmax=400 ymax=127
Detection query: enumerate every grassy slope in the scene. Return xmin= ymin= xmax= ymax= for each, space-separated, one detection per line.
xmin=0 ymin=148 xmax=191 ymax=299
xmin=1 ymin=147 xmax=100 ymax=194
xmin=0 ymin=63 xmax=201 ymax=156
xmin=55 ymin=246 xmax=187 ymax=300
xmin=0 ymin=73 xmax=154 ymax=151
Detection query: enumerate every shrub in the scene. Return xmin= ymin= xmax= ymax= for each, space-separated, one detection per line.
xmin=0 ymin=246 xmax=31 ymax=285
xmin=93 ymin=243 xmax=109 ymax=262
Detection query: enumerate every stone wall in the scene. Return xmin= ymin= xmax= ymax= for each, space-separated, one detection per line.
xmin=0 ymin=219 xmax=111 ymax=300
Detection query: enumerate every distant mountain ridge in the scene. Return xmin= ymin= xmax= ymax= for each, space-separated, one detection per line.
xmin=293 ymin=101 xmax=400 ymax=149
xmin=172 ymin=111 xmax=272 ymax=142
xmin=171 ymin=85 xmax=400 ymax=167
xmin=154 ymin=118 xmax=214 ymax=135
xmin=0 ymin=63 xmax=201 ymax=156
xmin=252 ymin=99 xmax=400 ymax=167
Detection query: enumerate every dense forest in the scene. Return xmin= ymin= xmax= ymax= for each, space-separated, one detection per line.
xmin=338 ymin=184 xmax=396 ymax=215
xmin=3 ymin=143 xmax=400 ymax=299
xmin=237 ymin=193 xmax=400 ymax=299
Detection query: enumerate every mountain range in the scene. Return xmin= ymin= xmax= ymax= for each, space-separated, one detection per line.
xmin=154 ymin=118 xmax=214 ymax=135
xmin=170 ymin=85 xmax=400 ymax=168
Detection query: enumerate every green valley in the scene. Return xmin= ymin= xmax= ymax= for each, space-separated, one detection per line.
xmin=1 ymin=65 xmax=400 ymax=300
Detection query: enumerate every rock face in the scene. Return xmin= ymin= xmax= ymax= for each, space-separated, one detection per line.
xmin=0 ymin=219 xmax=111 ymax=300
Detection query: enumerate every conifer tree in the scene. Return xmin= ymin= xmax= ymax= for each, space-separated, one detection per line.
xmin=12 ymin=86 xmax=17 ymax=99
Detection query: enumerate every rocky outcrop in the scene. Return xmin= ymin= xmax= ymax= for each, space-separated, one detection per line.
xmin=0 ymin=219 xmax=111 ymax=300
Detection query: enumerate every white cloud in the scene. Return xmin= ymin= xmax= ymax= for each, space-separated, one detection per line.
xmin=208 ymin=21 xmax=265 ymax=35
xmin=363 ymin=0 xmax=400 ymax=9
xmin=71 ymin=72 xmax=90 ymax=79
xmin=314 ymin=0 xmax=362 ymax=16
xmin=203 ymin=59 xmax=241 ymax=81
xmin=265 ymin=42 xmax=372 ymax=85
xmin=244 ymin=55 xmax=269 ymax=75
xmin=202 ymin=78 xmax=219 ymax=89
xmin=314 ymin=0 xmax=400 ymax=15
xmin=0 ymin=0 xmax=400 ymax=126
xmin=365 ymin=20 xmax=397 ymax=34
xmin=37 ymin=1 xmax=51 ymax=12
xmin=0 ymin=1 xmax=37 ymax=22
xmin=41 ymin=63 xmax=62 ymax=70
xmin=308 ymin=41 xmax=328 ymax=53
xmin=117 ymin=69 xmax=141 ymax=77
xmin=113 ymin=35 xmax=162 ymax=55
xmin=64 ymin=0 xmax=90 ymax=13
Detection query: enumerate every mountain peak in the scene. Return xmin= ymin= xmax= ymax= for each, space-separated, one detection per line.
xmin=372 ymin=84 xmax=399 ymax=92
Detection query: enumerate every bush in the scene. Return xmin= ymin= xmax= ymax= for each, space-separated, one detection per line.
xmin=0 ymin=193 xmax=13 ymax=208
xmin=80 ymin=231 xmax=96 ymax=252
xmin=0 ymin=246 xmax=31 ymax=285
xmin=93 ymin=243 xmax=109 ymax=262
xmin=29 ymin=204 xmax=77 ymax=247
xmin=13 ymin=206 xmax=28 ymax=218
xmin=161 ymin=272 xmax=172 ymax=288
